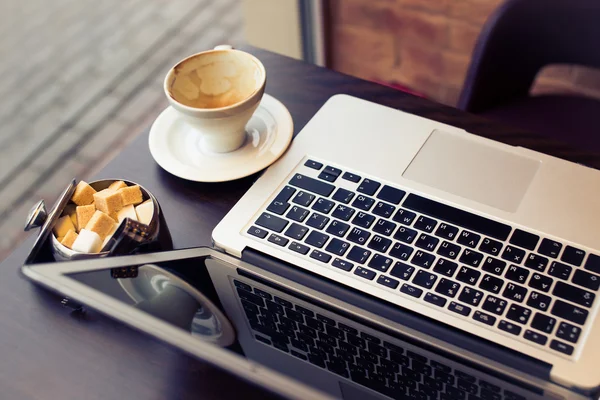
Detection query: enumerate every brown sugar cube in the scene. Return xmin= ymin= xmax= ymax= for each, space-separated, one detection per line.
xmin=108 ymin=180 xmax=127 ymax=191
xmin=53 ymin=215 xmax=75 ymax=238
xmin=60 ymin=230 xmax=79 ymax=249
xmin=93 ymin=189 xmax=123 ymax=215
xmin=85 ymin=210 xmax=116 ymax=240
xmin=119 ymin=185 xmax=143 ymax=206
xmin=76 ymin=204 xmax=96 ymax=232
xmin=71 ymin=181 xmax=96 ymax=206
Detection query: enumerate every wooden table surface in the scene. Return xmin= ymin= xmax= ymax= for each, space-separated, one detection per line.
xmin=1 ymin=46 xmax=598 ymax=400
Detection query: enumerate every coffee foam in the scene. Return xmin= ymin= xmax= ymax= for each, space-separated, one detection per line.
xmin=168 ymin=51 xmax=262 ymax=109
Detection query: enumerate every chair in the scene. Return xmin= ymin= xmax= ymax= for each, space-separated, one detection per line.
xmin=458 ymin=0 xmax=600 ymax=152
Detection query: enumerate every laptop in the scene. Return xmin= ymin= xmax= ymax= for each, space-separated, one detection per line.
xmin=211 ymin=94 xmax=600 ymax=393
xmin=21 ymin=248 xmax=589 ymax=400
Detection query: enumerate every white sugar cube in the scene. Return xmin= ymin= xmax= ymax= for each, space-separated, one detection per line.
xmin=117 ymin=204 xmax=138 ymax=223
xmin=71 ymin=229 xmax=103 ymax=253
xmin=135 ymin=200 xmax=154 ymax=225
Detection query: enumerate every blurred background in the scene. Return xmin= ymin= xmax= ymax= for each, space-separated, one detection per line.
xmin=1 ymin=0 xmax=599 ymax=261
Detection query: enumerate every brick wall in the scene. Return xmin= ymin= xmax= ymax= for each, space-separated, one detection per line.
xmin=327 ymin=0 xmax=600 ymax=106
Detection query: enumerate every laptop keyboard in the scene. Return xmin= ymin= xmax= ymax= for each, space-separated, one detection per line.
xmin=246 ymin=159 xmax=600 ymax=359
xmin=234 ymin=279 xmax=530 ymax=400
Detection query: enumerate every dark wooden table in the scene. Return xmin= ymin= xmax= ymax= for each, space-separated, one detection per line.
xmin=1 ymin=46 xmax=598 ymax=400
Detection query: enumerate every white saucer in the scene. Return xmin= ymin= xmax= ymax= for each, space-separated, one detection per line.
xmin=148 ymin=94 xmax=293 ymax=182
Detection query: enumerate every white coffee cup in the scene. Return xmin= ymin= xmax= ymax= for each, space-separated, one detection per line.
xmin=164 ymin=45 xmax=266 ymax=153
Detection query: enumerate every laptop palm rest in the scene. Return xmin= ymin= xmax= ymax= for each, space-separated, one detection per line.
xmin=402 ymin=130 xmax=541 ymax=213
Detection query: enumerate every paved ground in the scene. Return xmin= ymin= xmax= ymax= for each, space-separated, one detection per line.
xmin=0 ymin=0 xmax=243 ymax=261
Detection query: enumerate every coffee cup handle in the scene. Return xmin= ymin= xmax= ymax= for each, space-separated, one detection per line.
xmin=214 ymin=45 xmax=233 ymax=50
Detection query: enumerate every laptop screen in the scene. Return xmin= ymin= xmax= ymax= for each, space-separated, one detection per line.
xmin=63 ymin=253 xmax=572 ymax=400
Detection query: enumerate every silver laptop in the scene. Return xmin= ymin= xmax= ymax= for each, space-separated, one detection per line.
xmin=212 ymin=94 xmax=600 ymax=393
xmin=21 ymin=248 xmax=589 ymax=400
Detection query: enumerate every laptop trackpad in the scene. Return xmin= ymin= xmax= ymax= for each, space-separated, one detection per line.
xmin=402 ymin=130 xmax=540 ymax=213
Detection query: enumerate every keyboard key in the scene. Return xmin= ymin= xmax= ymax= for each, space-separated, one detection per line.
xmin=289 ymin=241 xmax=310 ymax=255
xmin=393 ymin=226 xmax=418 ymax=244
xmin=524 ymin=329 xmax=548 ymax=345
xmin=389 ymin=242 xmax=414 ymax=261
xmin=501 ymin=246 xmax=526 ymax=264
xmin=551 ymin=300 xmax=588 ymax=325
xmin=352 ymin=212 xmax=376 ymax=228
xmin=376 ymin=185 xmax=405 ymax=204
xmin=411 ymin=250 xmax=436 ymax=269
xmin=448 ymin=301 xmax=471 ymax=316
xmin=524 ymin=253 xmax=548 ymax=272
xmin=347 ymin=227 xmax=371 ymax=245
xmin=437 ymin=241 xmax=461 ymax=259
xmin=267 ymin=199 xmax=290 ymax=215
xmin=372 ymin=219 xmax=396 ymax=236
xmin=435 ymin=278 xmax=460 ymax=298
xmin=289 ymin=174 xmax=335 ymax=197
xmin=347 ymin=246 xmax=371 ymax=264
xmin=368 ymin=235 xmax=393 ymax=253
xmin=268 ymin=233 xmax=289 ymax=246
xmin=238 ymin=289 xmax=265 ymax=308
xmin=390 ymin=262 xmax=416 ymax=281
xmin=323 ymin=165 xmax=342 ymax=176
xmin=455 ymin=371 xmax=476 ymax=383
xmin=509 ymin=229 xmax=539 ymax=250
xmin=528 ymin=272 xmax=553 ymax=293
xmin=331 ymin=205 xmax=355 ymax=221
xmin=247 ymin=226 xmax=268 ymax=239
xmin=415 ymin=233 xmax=439 ymax=252
xmin=400 ymin=283 xmax=423 ymax=298
xmin=292 ymin=191 xmax=315 ymax=207
xmin=368 ymin=254 xmax=393 ymax=272
xmin=287 ymin=206 xmax=310 ymax=222
xmin=425 ymin=292 xmax=447 ymax=307
xmin=312 ymin=198 xmax=335 ymax=214
xmin=325 ymin=238 xmax=350 ymax=256
xmin=550 ymin=340 xmax=574 ymax=355
xmin=553 ymin=281 xmax=595 ymax=307
xmin=473 ymin=310 xmax=496 ymax=326
xmin=332 ymin=258 xmax=353 ymax=271
xmin=326 ymin=220 xmax=350 ymax=237
xmin=584 ymin=254 xmax=600 ymax=274
xmin=342 ymin=171 xmax=361 ymax=182
xmin=358 ymin=179 xmax=381 ymax=196
xmin=538 ymin=238 xmax=562 ymax=258
xmin=479 ymin=274 xmax=504 ymax=294
xmin=457 ymin=379 xmax=478 ymax=395
xmin=445 ymin=386 xmax=467 ymax=399
xmin=458 ymin=286 xmax=484 ymax=307
xmin=505 ymin=265 xmax=530 ymax=284
xmin=306 ymin=213 xmax=329 ymax=230
xmin=305 ymin=231 xmax=329 ymax=248
xmin=527 ymin=291 xmax=551 ymax=311
xmin=373 ymin=202 xmax=395 ymax=219
xmin=352 ymin=195 xmax=375 ymax=211
xmin=479 ymin=237 xmax=503 ymax=256
xmin=482 ymin=295 xmax=507 ymax=315
xmin=339 ymin=323 xmax=358 ymax=336
xmin=332 ymin=188 xmax=354 ymax=204
xmin=457 ymin=230 xmax=481 ymax=248
xmin=255 ymin=212 xmax=288 ymax=233
xmin=403 ymin=194 xmax=511 ymax=240
xmin=433 ymin=258 xmax=458 ymax=277
xmin=572 ymin=269 xmax=600 ymax=291
xmin=503 ymin=282 xmax=527 ymax=303
xmin=274 ymin=296 xmax=292 ymax=308
xmin=482 ymin=257 xmax=507 ymax=276
xmin=393 ymin=208 xmax=417 ymax=225
xmin=548 ymin=261 xmax=572 ymax=280
xmin=506 ymin=304 xmax=532 ymax=324
xmin=304 ymin=159 xmax=322 ymax=170
xmin=459 ymin=249 xmax=484 ymax=267
xmin=456 ymin=266 xmax=481 ymax=285
xmin=561 ymin=246 xmax=585 ymax=266
xmin=434 ymin=223 xmax=459 ymax=240
xmin=498 ymin=320 xmax=521 ymax=335
xmin=377 ymin=275 xmax=399 ymax=289
xmin=284 ymin=223 xmax=309 ymax=240
xmin=274 ymin=186 xmax=296 ymax=203
xmin=413 ymin=270 xmax=438 ymax=289
xmin=414 ymin=216 xmax=437 ymax=233
xmin=310 ymin=250 xmax=331 ymax=263
xmin=556 ymin=322 xmax=581 ymax=344
xmin=354 ymin=267 xmax=376 ymax=281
